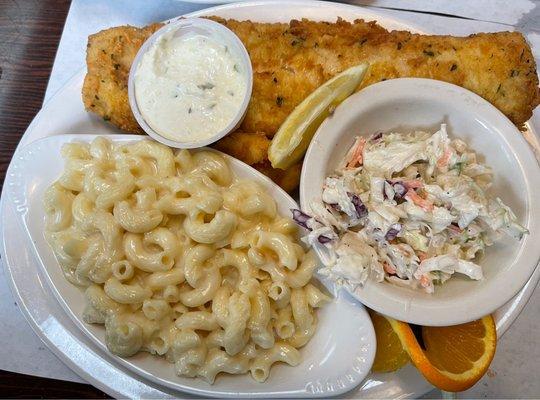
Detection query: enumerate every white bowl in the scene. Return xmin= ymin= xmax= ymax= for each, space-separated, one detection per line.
xmin=8 ymin=134 xmax=375 ymax=398
xmin=300 ymin=78 xmax=540 ymax=326
xmin=128 ymin=18 xmax=253 ymax=149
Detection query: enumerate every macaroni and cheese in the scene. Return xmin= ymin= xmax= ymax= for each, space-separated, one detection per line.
xmin=44 ymin=137 xmax=329 ymax=383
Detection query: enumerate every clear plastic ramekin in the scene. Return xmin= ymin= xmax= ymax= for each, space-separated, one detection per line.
xmin=128 ymin=17 xmax=253 ymax=149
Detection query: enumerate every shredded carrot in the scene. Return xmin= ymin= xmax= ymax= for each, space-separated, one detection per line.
xmin=437 ymin=148 xmax=453 ymax=168
xmin=396 ymin=244 xmax=414 ymax=257
xmin=383 ymin=262 xmax=396 ymax=274
xmin=417 ymin=251 xmax=428 ymax=262
xmin=405 ymin=189 xmax=434 ymax=212
xmin=419 ymin=275 xmax=430 ymax=287
xmin=403 ymin=179 xmax=423 ymax=189
xmin=346 ymin=137 xmax=366 ymax=169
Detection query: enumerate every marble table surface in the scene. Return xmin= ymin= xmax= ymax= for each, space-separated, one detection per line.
xmin=1 ymin=0 xmax=539 ymax=398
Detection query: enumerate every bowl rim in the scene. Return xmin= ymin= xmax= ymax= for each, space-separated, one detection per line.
xmin=127 ymin=17 xmax=253 ymax=149
xmin=299 ymin=77 xmax=540 ymax=326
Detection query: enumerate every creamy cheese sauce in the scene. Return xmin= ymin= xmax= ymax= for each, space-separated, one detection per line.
xmin=134 ymin=30 xmax=247 ymax=142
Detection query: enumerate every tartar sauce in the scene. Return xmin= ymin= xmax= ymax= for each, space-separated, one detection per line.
xmin=134 ymin=29 xmax=247 ymax=143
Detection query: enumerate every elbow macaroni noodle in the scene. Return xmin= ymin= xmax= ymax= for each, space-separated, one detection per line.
xmin=44 ymin=138 xmax=329 ymax=383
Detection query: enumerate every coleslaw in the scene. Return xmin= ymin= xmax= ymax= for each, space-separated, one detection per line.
xmin=294 ymin=125 xmax=528 ymax=293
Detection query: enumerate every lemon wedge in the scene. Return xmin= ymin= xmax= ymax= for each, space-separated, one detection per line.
xmin=268 ymin=63 xmax=369 ymax=169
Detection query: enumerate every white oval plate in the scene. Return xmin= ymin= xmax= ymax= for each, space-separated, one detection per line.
xmin=1 ymin=0 xmax=539 ymax=398
xmin=6 ymin=134 xmax=375 ymax=398
xmin=300 ymin=78 xmax=540 ymax=326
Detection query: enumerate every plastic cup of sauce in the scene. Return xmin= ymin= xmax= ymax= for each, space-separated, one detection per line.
xmin=128 ymin=18 xmax=253 ymax=148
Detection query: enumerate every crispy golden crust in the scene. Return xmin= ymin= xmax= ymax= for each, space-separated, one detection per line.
xmin=212 ymin=17 xmax=539 ymax=133
xmin=82 ymin=18 xmax=539 ymax=191
xmin=83 ymin=18 xmax=539 ymax=134
xmin=82 ymin=23 xmax=162 ymax=133
xmin=213 ymin=131 xmax=270 ymax=165
xmin=213 ymin=131 xmax=301 ymax=191
xmin=251 ymin=160 xmax=302 ymax=194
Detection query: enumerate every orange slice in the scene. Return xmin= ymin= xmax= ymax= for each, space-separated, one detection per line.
xmin=388 ymin=315 xmax=497 ymax=392
xmin=369 ymin=310 xmax=409 ymax=373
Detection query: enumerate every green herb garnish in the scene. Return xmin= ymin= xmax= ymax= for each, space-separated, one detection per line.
xmin=197 ymin=82 xmax=215 ymax=90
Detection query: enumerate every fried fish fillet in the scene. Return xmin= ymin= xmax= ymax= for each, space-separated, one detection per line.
xmin=83 ymin=24 xmax=162 ymax=133
xmin=212 ymin=131 xmax=301 ymax=192
xmin=82 ymin=18 xmax=539 ymax=190
xmin=212 ymin=131 xmax=270 ymax=165
xmin=213 ymin=17 xmax=539 ymax=133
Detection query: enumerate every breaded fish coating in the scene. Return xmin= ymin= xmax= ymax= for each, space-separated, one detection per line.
xmin=82 ymin=24 xmax=162 ymax=133
xmin=213 ymin=131 xmax=301 ymax=192
xmin=84 ymin=19 xmax=539 ymax=134
xmin=213 ymin=17 xmax=539 ymax=133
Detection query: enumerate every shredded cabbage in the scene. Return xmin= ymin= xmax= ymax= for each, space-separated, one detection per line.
xmin=297 ymin=124 xmax=528 ymax=293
